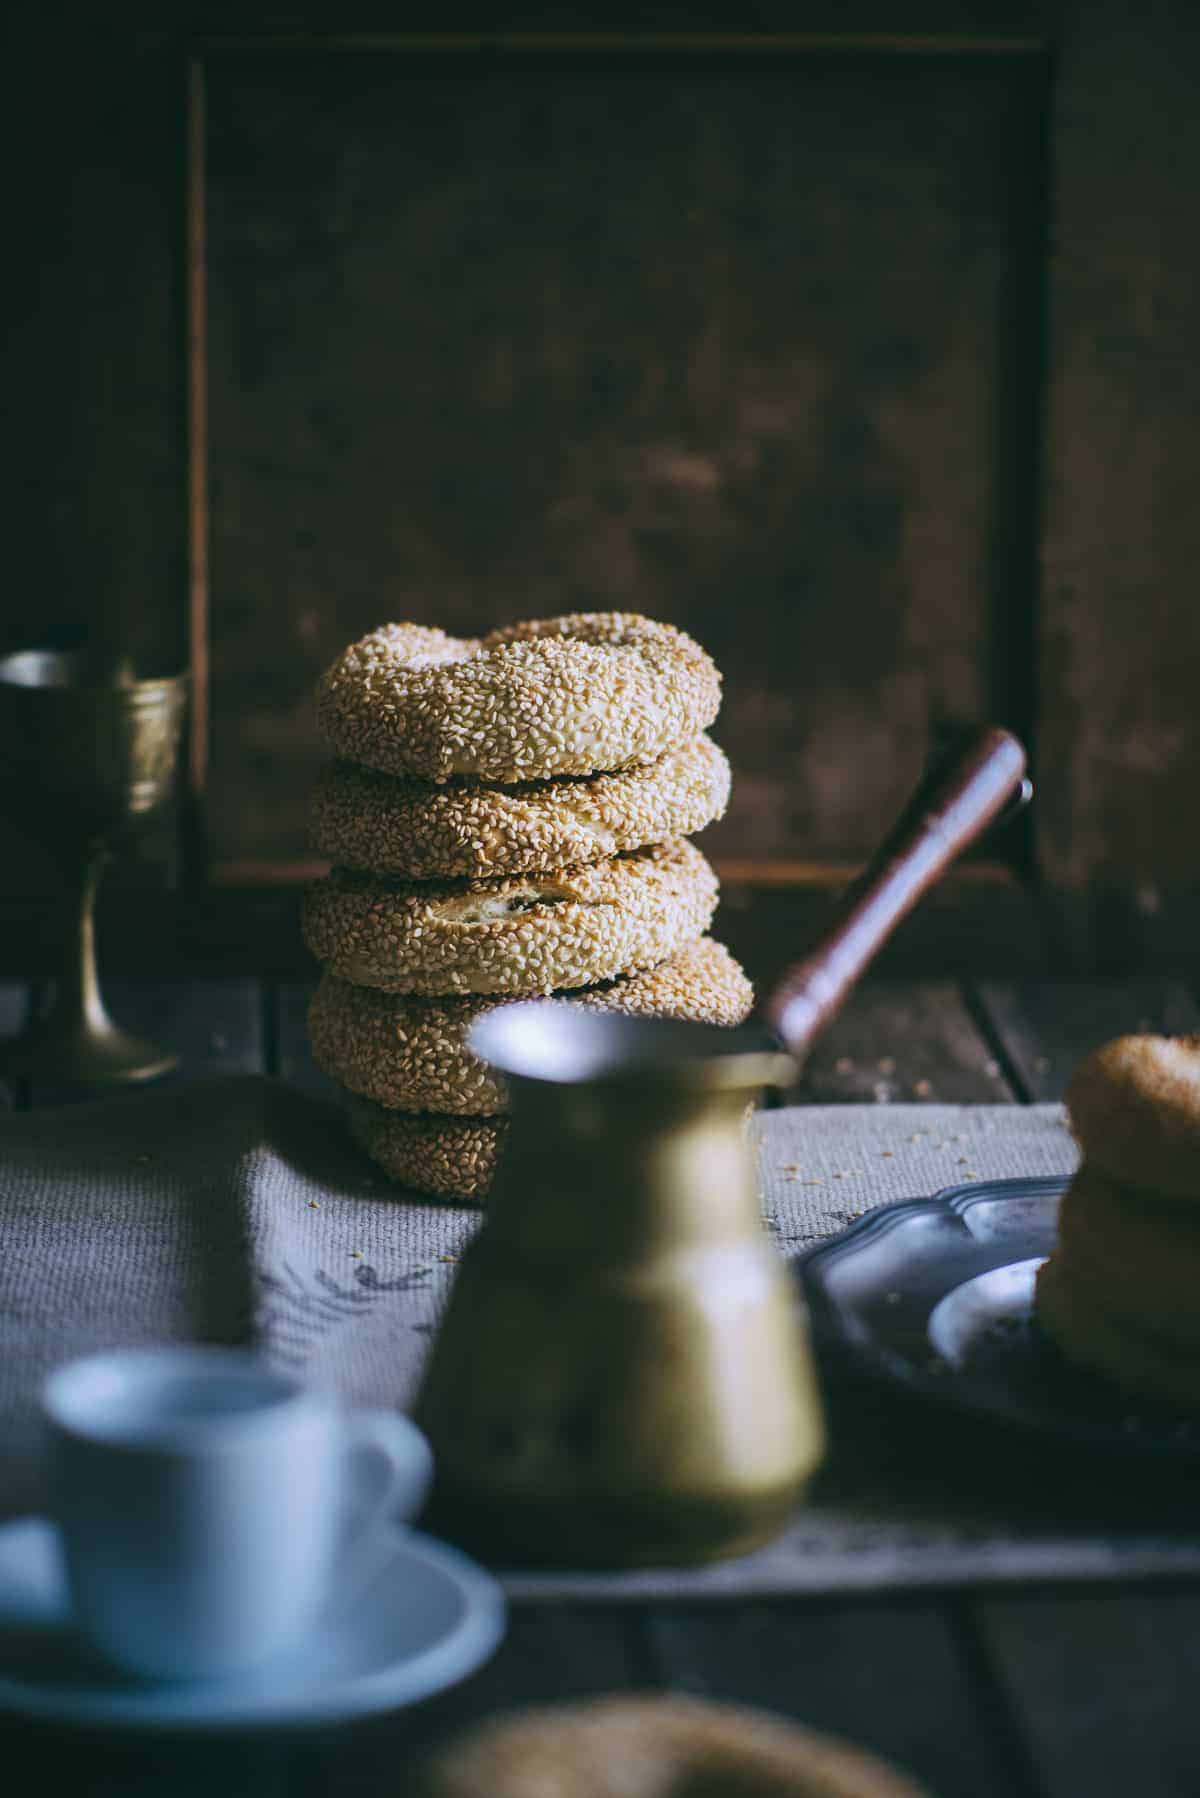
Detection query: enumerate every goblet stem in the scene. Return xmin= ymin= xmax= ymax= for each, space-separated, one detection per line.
xmin=0 ymin=838 xmax=179 ymax=1085
xmin=49 ymin=838 xmax=113 ymax=1040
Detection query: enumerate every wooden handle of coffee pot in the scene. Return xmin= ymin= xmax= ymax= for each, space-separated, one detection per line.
xmin=765 ymin=726 xmax=1029 ymax=1060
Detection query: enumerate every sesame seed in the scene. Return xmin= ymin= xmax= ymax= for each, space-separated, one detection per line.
xmin=317 ymin=615 xmax=720 ymax=786
xmin=309 ymin=613 xmax=736 ymax=1201
xmin=310 ymin=737 xmax=729 ymax=882
xmin=308 ymin=939 xmax=752 ymax=1118
xmin=303 ymin=842 xmax=719 ymax=999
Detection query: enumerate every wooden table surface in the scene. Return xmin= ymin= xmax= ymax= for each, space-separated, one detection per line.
xmin=2 ymin=969 xmax=1199 ymax=1797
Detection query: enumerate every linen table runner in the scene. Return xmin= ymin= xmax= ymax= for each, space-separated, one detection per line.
xmin=3 ymin=1076 xmax=1197 ymax=1594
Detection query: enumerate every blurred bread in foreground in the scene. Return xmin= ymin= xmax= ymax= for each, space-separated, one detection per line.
xmin=1036 ymin=1034 xmax=1200 ymax=1406
xmin=414 ymin=1695 xmax=932 ymax=1798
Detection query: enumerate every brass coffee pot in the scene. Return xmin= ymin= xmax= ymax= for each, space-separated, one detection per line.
xmin=416 ymin=728 xmax=1029 ymax=1566
xmin=418 ymin=1009 xmax=817 ymax=1566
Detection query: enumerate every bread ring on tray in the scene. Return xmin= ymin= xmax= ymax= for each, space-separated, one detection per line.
xmin=309 ymin=937 xmax=753 ymax=1117
xmin=309 ymin=732 xmax=730 ymax=880
xmin=413 ymin=1695 xmax=932 ymax=1798
xmin=315 ymin=612 xmax=721 ymax=783
xmin=345 ymin=1100 xmax=502 ymax=1203
xmin=1066 ymin=1034 xmax=1200 ymax=1200
xmin=1035 ymin=1254 xmax=1200 ymax=1409
xmin=302 ymin=838 xmax=718 ymax=997
xmin=1050 ymin=1166 xmax=1200 ymax=1342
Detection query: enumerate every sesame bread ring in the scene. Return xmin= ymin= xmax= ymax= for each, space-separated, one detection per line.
xmin=302 ymin=838 xmax=718 ymax=997
xmin=345 ymin=1098 xmax=503 ymax=1202
xmin=414 ymin=1696 xmax=932 ymax=1798
xmin=315 ymin=612 xmax=721 ymax=783
xmin=1052 ymin=1166 xmax=1200 ymax=1342
xmin=1066 ymin=1035 xmax=1200 ymax=1200
xmin=1035 ymin=1255 xmax=1200 ymax=1408
xmin=309 ymin=938 xmax=753 ymax=1116
xmin=310 ymin=733 xmax=730 ymax=880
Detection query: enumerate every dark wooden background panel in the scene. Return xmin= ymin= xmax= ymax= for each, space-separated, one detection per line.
xmin=9 ymin=1 xmax=1200 ymax=980
xmin=1037 ymin=0 xmax=1200 ymax=956
xmin=203 ymin=48 xmax=1044 ymax=867
xmin=1 ymin=3 xmax=185 ymax=676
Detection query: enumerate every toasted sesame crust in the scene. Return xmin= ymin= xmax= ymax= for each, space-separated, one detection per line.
xmin=315 ymin=613 xmax=721 ymax=783
xmin=1050 ymin=1166 xmax=1200 ymax=1340
xmin=1035 ymin=1254 xmax=1200 ymax=1408
xmin=1066 ymin=1034 xmax=1200 ymax=1199
xmin=414 ymin=1696 xmax=932 ymax=1797
xmin=309 ymin=938 xmax=753 ymax=1116
xmin=302 ymin=839 xmax=719 ymax=997
xmin=309 ymin=734 xmax=730 ymax=879
xmin=345 ymin=1097 xmax=503 ymax=1202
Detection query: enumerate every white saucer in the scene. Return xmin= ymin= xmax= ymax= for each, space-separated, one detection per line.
xmin=0 ymin=1516 xmax=505 ymax=1731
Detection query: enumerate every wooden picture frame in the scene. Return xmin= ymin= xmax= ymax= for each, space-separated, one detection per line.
xmin=184 ymin=25 xmax=1050 ymax=891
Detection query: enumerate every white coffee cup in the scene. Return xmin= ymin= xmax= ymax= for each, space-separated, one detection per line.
xmin=42 ymin=1345 xmax=433 ymax=1682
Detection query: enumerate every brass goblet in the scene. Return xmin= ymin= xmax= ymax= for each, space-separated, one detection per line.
xmin=0 ymin=651 xmax=189 ymax=1083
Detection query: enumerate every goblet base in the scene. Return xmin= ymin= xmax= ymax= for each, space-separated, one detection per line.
xmin=0 ymin=1020 xmax=179 ymax=1085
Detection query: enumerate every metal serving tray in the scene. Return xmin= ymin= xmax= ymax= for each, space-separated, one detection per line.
xmin=799 ymin=1177 xmax=1200 ymax=1462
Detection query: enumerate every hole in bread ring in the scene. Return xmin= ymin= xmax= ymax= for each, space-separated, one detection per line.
xmin=302 ymin=840 xmax=719 ymax=998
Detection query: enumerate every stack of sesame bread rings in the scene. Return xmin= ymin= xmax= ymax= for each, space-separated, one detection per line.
xmin=1036 ymin=1034 xmax=1200 ymax=1407
xmin=303 ymin=613 xmax=753 ymax=1201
